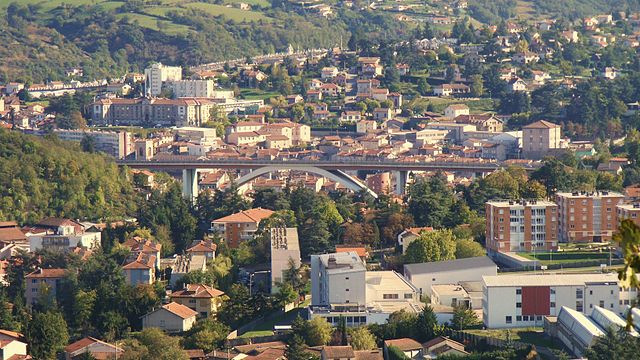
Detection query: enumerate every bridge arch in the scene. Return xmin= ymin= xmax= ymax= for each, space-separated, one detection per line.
xmin=234 ymin=165 xmax=378 ymax=198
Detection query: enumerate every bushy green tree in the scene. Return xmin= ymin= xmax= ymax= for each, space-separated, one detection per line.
xmin=27 ymin=310 xmax=70 ymax=360
xmin=183 ymin=318 xmax=230 ymax=353
xmin=404 ymin=230 xmax=456 ymax=264
xmin=349 ymin=326 xmax=377 ymax=350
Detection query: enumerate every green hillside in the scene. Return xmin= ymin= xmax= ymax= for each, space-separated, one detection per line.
xmin=0 ymin=0 xmax=409 ymax=83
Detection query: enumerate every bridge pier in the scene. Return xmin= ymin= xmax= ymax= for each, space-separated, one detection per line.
xmin=395 ymin=171 xmax=408 ymax=195
xmin=182 ymin=169 xmax=198 ymax=202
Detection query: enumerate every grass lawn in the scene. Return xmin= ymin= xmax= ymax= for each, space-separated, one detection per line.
xmin=411 ymin=96 xmax=496 ymax=114
xmin=239 ymin=305 xmax=308 ymax=338
xmin=517 ymin=251 xmax=612 ymax=265
xmin=240 ymin=89 xmax=280 ymax=101
xmin=142 ymin=6 xmax=183 ymax=18
xmin=115 ymin=12 xmax=192 ymax=35
xmin=224 ymin=0 xmax=272 ymax=8
xmin=465 ymin=327 xmax=562 ymax=350
xmin=185 ymin=2 xmax=270 ymax=22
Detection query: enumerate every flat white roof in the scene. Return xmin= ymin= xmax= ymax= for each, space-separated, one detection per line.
xmin=404 ymin=256 xmax=496 ymax=275
xmin=617 ymin=203 xmax=640 ymax=211
xmin=484 ymin=273 xmax=618 ymax=287
xmin=556 ymin=191 xmax=623 ymax=198
xmin=366 ymin=271 xmax=416 ymax=293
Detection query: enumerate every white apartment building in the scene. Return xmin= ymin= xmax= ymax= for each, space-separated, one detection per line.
xmin=169 ymin=80 xmax=215 ymax=98
xmin=482 ymin=273 xmax=621 ymax=328
xmin=310 ymin=252 xmax=421 ymax=326
xmin=270 ymin=227 xmax=301 ymax=294
xmin=145 ymin=63 xmax=182 ymax=96
xmin=53 ymin=129 xmax=134 ymax=159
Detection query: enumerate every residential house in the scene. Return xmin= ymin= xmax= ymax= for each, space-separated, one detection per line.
xmin=522 ymin=120 xmax=561 ymax=159
xmin=422 ymin=337 xmax=468 ymax=359
xmin=321 ymin=346 xmax=355 ymax=360
xmin=341 ymin=111 xmax=362 ymax=123
xmin=388 ymin=93 xmax=403 ymax=108
xmin=444 ymin=104 xmax=469 ymax=119
xmin=0 ymin=338 xmax=28 ymax=360
xmin=27 ymin=218 xmax=101 ymax=252
xmin=0 ymin=222 xmax=28 ymax=251
xmin=397 ymin=227 xmax=433 ymax=254
xmin=383 ymin=339 xmax=422 ymax=359
xmin=396 ymin=64 xmax=410 ymax=76
xmin=123 ymin=237 xmax=161 ymax=268
xmin=321 ymin=67 xmax=339 ymax=80
xmin=306 ymin=90 xmax=323 ymax=102
xmin=454 ymin=114 xmax=503 ymax=132
xmin=64 ymin=337 xmax=123 ymax=360
xmin=320 ymin=83 xmax=341 ymax=97
xmin=373 ymin=108 xmax=392 ymax=122
xmin=25 ymin=268 xmax=66 ymax=307
xmin=170 ymin=284 xmax=225 ymax=318
xmin=512 ymin=51 xmax=540 ymax=64
xmin=507 ymin=78 xmax=527 ymax=92
xmin=186 ymin=240 xmax=217 ymax=260
xmin=211 ymin=208 xmax=275 ymax=248
xmin=142 ymin=302 xmax=198 ymax=333
xmin=199 ymin=171 xmax=230 ymax=192
xmin=122 ymin=252 xmax=156 ymax=286
xmin=433 ymin=84 xmax=470 ymax=97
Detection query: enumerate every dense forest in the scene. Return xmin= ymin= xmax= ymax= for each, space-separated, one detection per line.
xmin=0 ymin=129 xmax=138 ymax=224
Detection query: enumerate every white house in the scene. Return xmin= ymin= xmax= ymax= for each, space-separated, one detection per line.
xmin=142 ymin=302 xmax=198 ymax=333
xmin=444 ymin=104 xmax=469 ymax=119
xmin=404 ymin=256 xmax=496 ymax=297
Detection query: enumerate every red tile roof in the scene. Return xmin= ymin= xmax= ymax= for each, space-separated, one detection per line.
xmin=186 ymin=240 xmax=217 ymax=253
xmin=25 ymin=268 xmax=66 ymax=279
xmin=523 ymin=120 xmax=560 ymax=129
xmin=213 ymin=208 xmax=274 ymax=224
xmin=384 ymin=338 xmax=422 ymax=351
xmin=170 ymin=284 xmax=224 ymax=299
xmin=159 ymin=302 xmax=198 ymax=319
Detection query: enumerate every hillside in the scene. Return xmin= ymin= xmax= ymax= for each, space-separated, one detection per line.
xmin=0 ymin=129 xmax=138 ymax=224
xmin=0 ymin=0 xmax=407 ymax=83
xmin=469 ymin=0 xmax=640 ymax=23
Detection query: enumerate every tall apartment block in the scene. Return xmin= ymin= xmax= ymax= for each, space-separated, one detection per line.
xmin=144 ymin=63 xmax=182 ymax=96
xmin=485 ymin=199 xmax=558 ymax=253
xmin=556 ymin=191 xmax=624 ymax=243
xmin=617 ymin=203 xmax=640 ymax=227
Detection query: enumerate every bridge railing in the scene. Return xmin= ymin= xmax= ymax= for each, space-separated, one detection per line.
xmin=118 ymin=157 xmax=541 ymax=170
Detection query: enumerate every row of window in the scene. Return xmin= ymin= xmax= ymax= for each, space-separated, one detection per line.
xmin=506 ymin=315 xmax=544 ymax=324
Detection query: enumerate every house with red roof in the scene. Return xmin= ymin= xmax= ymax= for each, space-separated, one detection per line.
xmin=170 ymin=284 xmax=225 ymax=318
xmin=186 ymin=240 xmax=217 ymax=260
xmin=211 ymin=208 xmax=274 ymax=248
xmin=64 ymin=337 xmax=123 ymax=360
xmin=122 ymin=252 xmax=156 ymax=286
xmin=142 ymin=302 xmax=198 ymax=333
xmin=25 ymin=268 xmax=66 ymax=308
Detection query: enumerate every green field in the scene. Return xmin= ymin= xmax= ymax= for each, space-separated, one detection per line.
xmin=409 ymin=96 xmax=496 ymax=114
xmin=465 ymin=327 xmax=562 ymax=349
xmin=240 ymin=89 xmax=280 ymax=101
xmin=185 ymin=2 xmax=269 ymax=22
xmin=115 ymin=13 xmax=192 ymax=35
xmin=142 ymin=6 xmax=183 ymax=18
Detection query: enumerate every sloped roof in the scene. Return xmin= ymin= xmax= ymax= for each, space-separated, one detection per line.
xmin=384 ymin=338 xmax=422 ymax=351
xmin=213 ymin=208 xmax=274 ymax=224
xmin=170 ymin=284 xmax=224 ymax=299
xmin=158 ymin=302 xmax=198 ymax=319
xmin=186 ymin=240 xmax=217 ymax=253
xmin=523 ymin=120 xmax=560 ymax=129
xmin=322 ymin=346 xmax=355 ymax=359
xmin=25 ymin=268 xmax=66 ymax=279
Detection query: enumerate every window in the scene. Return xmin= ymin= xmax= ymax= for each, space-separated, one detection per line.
xmin=383 ymin=294 xmax=399 ymax=299
xmin=550 ymin=302 xmax=556 ymax=308
xmin=536 ymin=316 xmax=542 ymax=321
xmin=576 ymin=301 xmax=583 ymax=312
xmin=516 ymin=302 xmax=522 ymax=308
xmin=576 ymin=288 xmax=583 ymax=299
xmin=506 ymin=316 xmax=512 ymax=324
xmin=599 ymin=300 xmax=605 ymax=308
xmin=523 ymin=315 xmax=529 ymax=321
xmin=404 ymin=294 xmax=413 ymax=299
xmin=589 ymin=290 xmax=593 ymax=295
xmin=551 ymin=288 xmax=556 ymax=295
xmin=346 ymin=289 xmax=349 ymax=292
xmin=516 ymin=289 xmax=522 ymax=295
xmin=516 ymin=316 xmax=522 ymax=321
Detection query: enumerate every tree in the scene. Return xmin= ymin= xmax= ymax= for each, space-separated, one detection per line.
xmin=470 ymin=74 xmax=484 ymax=97
xmin=583 ymin=328 xmax=640 ymax=360
xmin=455 ymin=239 xmax=485 ymax=258
xmin=27 ymin=310 xmax=70 ymax=360
xmin=275 ymin=283 xmax=298 ymax=306
xmin=407 ymin=175 xmax=456 ymax=228
xmin=417 ymin=78 xmax=431 ymax=96
xmin=285 ymin=335 xmax=318 ymax=360
xmin=305 ymin=317 xmax=333 ymax=346
xmin=416 ymin=306 xmax=438 ymax=342
xmin=183 ymin=318 xmax=230 ymax=353
xmin=81 ymin=135 xmax=96 ymax=153
xmin=122 ymin=328 xmax=187 ymax=360
xmin=404 ymin=230 xmax=456 ymax=264
xmin=348 ymin=326 xmax=376 ymax=350
xmin=451 ymin=304 xmax=481 ymax=330
xmin=388 ymin=346 xmax=410 ymax=360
